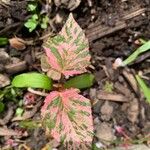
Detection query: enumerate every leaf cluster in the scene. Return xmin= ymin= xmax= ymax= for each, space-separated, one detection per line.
xmin=24 ymin=0 xmax=49 ymax=32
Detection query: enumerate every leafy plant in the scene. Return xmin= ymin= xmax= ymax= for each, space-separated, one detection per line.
xmin=135 ymin=75 xmax=150 ymax=103
xmin=24 ymin=0 xmax=49 ymax=32
xmin=103 ymin=81 xmax=113 ymax=93
xmin=12 ymin=13 xmax=94 ymax=149
xmin=114 ymin=40 xmax=150 ymax=67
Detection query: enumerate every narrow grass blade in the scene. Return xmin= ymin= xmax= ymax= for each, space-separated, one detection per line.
xmin=64 ymin=74 xmax=94 ymax=89
xmin=135 ymin=75 xmax=150 ymax=103
xmin=12 ymin=72 xmax=52 ymax=90
xmin=123 ymin=40 xmax=150 ymax=66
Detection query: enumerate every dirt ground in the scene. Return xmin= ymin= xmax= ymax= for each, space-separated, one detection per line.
xmin=0 ymin=0 xmax=150 ymax=150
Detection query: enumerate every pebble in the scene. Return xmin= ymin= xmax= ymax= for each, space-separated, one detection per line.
xmin=96 ymin=122 xmax=116 ymax=145
xmin=111 ymin=144 xmax=150 ymax=150
xmin=54 ymin=0 xmax=81 ymax=10
xmin=89 ymin=88 xmax=97 ymax=99
xmin=100 ymin=101 xmax=113 ymax=121
xmin=0 ymin=49 xmax=9 ymax=64
xmin=127 ymin=98 xmax=139 ymax=123
xmin=0 ymin=74 xmax=10 ymax=88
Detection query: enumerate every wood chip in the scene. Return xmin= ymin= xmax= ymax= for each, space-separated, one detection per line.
xmin=0 ymin=103 xmax=14 ymax=125
xmin=0 ymin=74 xmax=10 ymax=88
xmin=86 ymin=8 xmax=146 ymax=42
xmin=97 ymin=91 xmax=128 ymax=102
xmin=122 ymin=69 xmax=138 ymax=94
xmin=0 ymin=127 xmax=20 ymax=136
xmin=9 ymin=37 xmax=26 ymax=50
xmin=5 ymin=60 xmax=27 ymax=74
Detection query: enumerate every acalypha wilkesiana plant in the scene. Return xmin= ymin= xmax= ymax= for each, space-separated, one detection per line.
xmin=41 ymin=13 xmax=94 ymax=149
xmin=12 ymin=13 xmax=94 ymax=149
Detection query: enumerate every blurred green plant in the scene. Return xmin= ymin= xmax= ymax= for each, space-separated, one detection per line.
xmin=19 ymin=120 xmax=40 ymax=129
xmin=15 ymin=107 xmax=24 ymax=117
xmin=103 ymin=81 xmax=114 ymax=93
xmin=135 ymin=75 xmax=150 ymax=103
xmin=0 ymin=86 xmax=23 ymax=113
xmin=0 ymin=102 xmax=5 ymax=113
xmin=114 ymin=40 xmax=150 ymax=68
xmin=0 ymin=37 xmax=8 ymax=46
xmin=24 ymin=0 xmax=49 ymax=32
xmin=122 ymin=40 xmax=150 ymax=66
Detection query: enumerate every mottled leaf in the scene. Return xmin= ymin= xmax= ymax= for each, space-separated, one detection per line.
xmin=41 ymin=89 xmax=93 ymax=149
xmin=42 ymin=13 xmax=91 ymax=80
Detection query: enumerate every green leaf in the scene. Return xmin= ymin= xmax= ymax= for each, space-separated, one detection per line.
xmin=0 ymin=37 xmax=8 ymax=46
xmin=19 ymin=120 xmax=39 ymax=129
xmin=123 ymin=40 xmax=150 ymax=66
xmin=64 ymin=74 xmax=94 ymax=89
xmin=12 ymin=72 xmax=52 ymax=90
xmin=135 ymin=75 xmax=150 ymax=103
xmin=16 ymin=107 xmax=24 ymax=117
xmin=24 ymin=14 xmax=38 ymax=32
xmin=103 ymin=81 xmax=113 ymax=93
xmin=27 ymin=3 xmax=37 ymax=11
xmin=32 ymin=14 xmax=38 ymax=20
xmin=41 ymin=15 xmax=49 ymax=29
xmin=0 ymin=102 xmax=5 ymax=113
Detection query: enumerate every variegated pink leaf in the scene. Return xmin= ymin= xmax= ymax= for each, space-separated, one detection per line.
xmin=41 ymin=89 xmax=93 ymax=149
xmin=42 ymin=13 xmax=90 ymax=80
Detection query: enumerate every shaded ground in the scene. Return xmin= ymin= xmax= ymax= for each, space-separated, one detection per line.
xmin=0 ymin=0 xmax=150 ymax=149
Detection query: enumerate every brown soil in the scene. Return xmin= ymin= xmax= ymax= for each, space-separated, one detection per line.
xmin=0 ymin=0 xmax=150 ymax=149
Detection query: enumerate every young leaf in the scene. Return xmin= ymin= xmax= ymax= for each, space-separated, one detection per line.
xmin=15 ymin=107 xmax=24 ymax=117
xmin=64 ymin=74 xmax=94 ymax=89
xmin=0 ymin=102 xmax=5 ymax=113
xmin=42 ymin=13 xmax=91 ymax=80
xmin=0 ymin=37 xmax=8 ymax=46
xmin=122 ymin=40 xmax=150 ymax=66
xmin=135 ymin=75 xmax=150 ymax=103
xmin=41 ymin=15 xmax=49 ymax=29
xmin=12 ymin=72 xmax=52 ymax=90
xmin=27 ymin=3 xmax=37 ymax=12
xmin=24 ymin=14 xmax=38 ymax=32
xmin=41 ymin=89 xmax=93 ymax=149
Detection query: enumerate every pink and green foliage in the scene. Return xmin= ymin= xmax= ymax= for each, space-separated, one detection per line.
xmin=41 ymin=13 xmax=91 ymax=80
xmin=41 ymin=88 xmax=93 ymax=149
xmin=41 ymin=13 xmax=93 ymax=149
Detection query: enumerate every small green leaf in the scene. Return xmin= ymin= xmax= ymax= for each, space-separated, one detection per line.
xmin=32 ymin=14 xmax=38 ymax=20
xmin=12 ymin=72 xmax=52 ymax=90
xmin=19 ymin=120 xmax=39 ymax=129
xmin=41 ymin=15 xmax=49 ymax=29
xmin=123 ymin=40 xmax=150 ymax=66
xmin=27 ymin=3 xmax=37 ymax=11
xmin=64 ymin=74 xmax=94 ymax=89
xmin=16 ymin=107 xmax=24 ymax=117
xmin=24 ymin=14 xmax=38 ymax=32
xmin=0 ymin=102 xmax=5 ymax=113
xmin=135 ymin=75 xmax=150 ymax=103
xmin=103 ymin=81 xmax=113 ymax=93
xmin=0 ymin=37 xmax=8 ymax=46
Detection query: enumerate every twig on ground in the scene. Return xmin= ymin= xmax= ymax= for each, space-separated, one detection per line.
xmin=27 ymin=88 xmax=48 ymax=97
